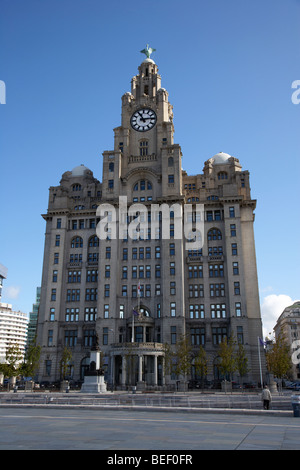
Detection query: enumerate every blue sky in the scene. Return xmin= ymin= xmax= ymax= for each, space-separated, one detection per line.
xmin=0 ymin=0 xmax=299 ymax=335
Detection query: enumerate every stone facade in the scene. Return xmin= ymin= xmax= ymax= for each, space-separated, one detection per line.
xmin=36 ymin=54 xmax=265 ymax=388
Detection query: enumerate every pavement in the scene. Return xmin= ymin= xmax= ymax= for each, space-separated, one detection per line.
xmin=1 ymin=406 xmax=300 ymax=450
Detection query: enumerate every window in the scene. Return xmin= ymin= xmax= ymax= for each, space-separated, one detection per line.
xmin=170 ymin=262 xmax=175 ymax=275
xmin=55 ymin=235 xmax=60 ymax=246
xmin=123 ymin=248 xmax=128 ymax=260
xmin=209 ymin=264 xmax=224 ymax=278
xmin=212 ymin=327 xmax=227 ymax=345
xmin=145 ymin=284 xmax=151 ymax=297
xmin=168 ymin=174 xmax=174 ymax=184
xmin=121 ymin=285 xmax=127 ymax=297
xmin=85 ymin=288 xmax=97 ymax=301
xmin=52 ymin=270 xmax=58 ymax=283
xmin=230 ymin=224 xmax=236 ymax=237
xmin=168 ymin=156 xmax=174 ymax=166
xmin=104 ymin=304 xmax=109 ymax=318
xmin=233 ymin=262 xmax=239 ymax=275
xmin=155 ymin=265 xmax=161 ymax=278
xmin=191 ymin=328 xmax=205 ymax=346
xmin=156 ymin=303 xmax=161 ymax=318
xmin=64 ymin=330 xmax=77 ymax=347
xmin=171 ymin=326 xmax=177 ymax=344
xmin=108 ymin=179 xmax=114 ymax=189
xmin=188 ymin=265 xmax=203 ymax=278
xmin=169 ymin=243 xmax=175 ymax=256
xmin=84 ymin=329 xmax=95 ymax=347
xmin=189 ymin=304 xmax=205 ymax=319
xmin=207 ymin=228 xmax=222 ymax=241
xmin=88 ymin=236 xmax=99 ymax=247
xmin=140 ymin=140 xmax=148 ymax=156
xmin=68 ymin=270 xmax=81 ymax=283
xmin=234 ymin=281 xmax=240 ymax=295
xmin=155 ymin=284 xmax=161 ymax=296
xmin=170 ymin=282 xmax=176 ymax=295
xmin=237 ymin=326 xmax=244 ymax=344
xmin=170 ymin=302 xmax=176 ymax=317
xmin=103 ymin=328 xmax=108 ymax=345
xmin=51 ymin=289 xmax=56 ymax=301
xmin=235 ymin=302 xmax=242 ymax=317
xmin=85 ymin=307 xmax=97 ymax=322
xmin=65 ymin=308 xmax=79 ymax=322
xmin=71 ymin=236 xmax=83 ymax=248
xmin=105 ymin=265 xmax=110 ymax=278
xmin=54 ymin=253 xmax=59 ymax=264
xmin=229 ymin=207 xmax=235 ymax=218
xmin=210 ymin=283 xmax=225 ymax=297
xmin=49 ymin=308 xmax=55 ymax=321
xmin=146 ymin=265 xmax=151 ymax=278
xmin=47 ymin=330 xmax=53 ymax=347
xmin=218 ymin=172 xmax=228 ymax=180
xmin=119 ymin=305 xmax=124 ymax=319
xmin=109 ymin=162 xmax=114 ymax=172
xmin=210 ymin=304 xmax=226 ymax=319
xmin=146 ymin=247 xmax=151 ymax=259
xmin=232 ymin=243 xmax=238 ymax=255
xmin=189 ymin=284 xmax=204 ymax=298
xmin=86 ymin=270 xmax=97 ymax=282
xmin=122 ymin=266 xmax=128 ymax=279
xmin=72 ymin=184 xmax=81 ymax=191
xmin=56 ymin=218 xmax=61 ymax=229
xmin=104 ymin=284 xmax=110 ymax=297
xmin=155 ymin=246 xmax=161 ymax=258
xmin=208 ymin=246 xmax=223 ymax=256
xmin=66 ymin=289 xmax=80 ymax=302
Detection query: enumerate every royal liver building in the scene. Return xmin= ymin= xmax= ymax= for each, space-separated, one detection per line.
xmin=36 ymin=48 xmax=265 ymax=388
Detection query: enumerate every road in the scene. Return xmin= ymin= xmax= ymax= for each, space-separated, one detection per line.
xmin=1 ymin=407 xmax=300 ymax=451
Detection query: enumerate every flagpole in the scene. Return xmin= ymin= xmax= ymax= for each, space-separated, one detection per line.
xmin=132 ymin=311 xmax=134 ymax=343
xmin=258 ymin=336 xmax=263 ymax=389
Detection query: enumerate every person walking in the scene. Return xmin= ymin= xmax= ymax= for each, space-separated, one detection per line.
xmin=261 ymin=385 xmax=272 ymax=410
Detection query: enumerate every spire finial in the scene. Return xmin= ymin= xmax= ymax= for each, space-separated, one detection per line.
xmin=140 ymin=44 xmax=156 ymax=59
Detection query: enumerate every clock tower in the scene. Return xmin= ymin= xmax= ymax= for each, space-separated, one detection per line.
xmin=102 ymin=48 xmax=183 ymax=202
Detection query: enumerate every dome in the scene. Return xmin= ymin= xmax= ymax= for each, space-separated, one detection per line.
xmin=211 ymin=152 xmax=232 ymax=165
xmin=71 ymin=164 xmax=90 ymax=176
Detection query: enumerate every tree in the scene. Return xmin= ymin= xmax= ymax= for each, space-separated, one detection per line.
xmin=174 ymin=335 xmax=192 ymax=390
xmin=0 ymin=345 xmax=23 ymax=388
xmin=20 ymin=343 xmax=41 ymax=379
xmin=194 ymin=345 xmax=208 ymax=389
xmin=217 ymin=336 xmax=237 ymax=392
xmin=235 ymin=342 xmax=249 ymax=389
xmin=59 ymin=347 xmax=73 ymax=380
xmin=266 ymin=329 xmax=292 ymax=388
xmin=162 ymin=342 xmax=174 ymax=381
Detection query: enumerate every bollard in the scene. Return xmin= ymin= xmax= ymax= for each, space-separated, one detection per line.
xmin=291 ymin=395 xmax=300 ymax=417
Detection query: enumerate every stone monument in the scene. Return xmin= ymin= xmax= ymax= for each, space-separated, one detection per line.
xmin=81 ymin=334 xmax=107 ymax=393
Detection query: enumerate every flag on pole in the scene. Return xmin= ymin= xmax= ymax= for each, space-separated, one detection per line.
xmin=259 ymin=337 xmax=266 ymax=347
xmin=133 ymin=309 xmax=139 ymax=316
xmin=137 ymin=281 xmax=141 ymax=297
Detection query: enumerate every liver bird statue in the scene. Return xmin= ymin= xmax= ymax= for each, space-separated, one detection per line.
xmin=140 ymin=44 xmax=156 ymax=59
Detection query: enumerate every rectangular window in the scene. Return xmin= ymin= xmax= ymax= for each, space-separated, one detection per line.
xmin=230 ymin=224 xmax=236 ymax=237
xmin=233 ymin=262 xmax=239 ymax=275
xmin=234 ymin=281 xmax=240 ymax=295
xmin=104 ymin=304 xmax=109 ymax=319
xmin=47 ymin=330 xmax=53 ymax=347
xmin=235 ymin=302 xmax=242 ymax=317
xmin=103 ymin=327 xmax=108 ymax=345
xmin=170 ymin=302 xmax=176 ymax=317
xmin=212 ymin=327 xmax=227 ymax=345
xmin=64 ymin=330 xmax=77 ymax=347
xmin=232 ymin=243 xmax=238 ymax=255
xmin=229 ymin=207 xmax=235 ymax=218
xmin=171 ymin=326 xmax=176 ymax=344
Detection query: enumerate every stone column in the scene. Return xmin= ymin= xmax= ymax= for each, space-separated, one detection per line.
xmin=121 ymin=355 xmax=126 ymax=386
xmin=154 ymin=354 xmax=158 ymax=386
xmin=138 ymin=355 xmax=143 ymax=382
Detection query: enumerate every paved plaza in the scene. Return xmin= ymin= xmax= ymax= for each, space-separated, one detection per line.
xmin=1 ymin=405 xmax=300 ymax=450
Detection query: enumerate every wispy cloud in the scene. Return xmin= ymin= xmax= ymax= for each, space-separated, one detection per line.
xmin=261 ymin=294 xmax=299 ymax=339
xmin=2 ymin=285 xmax=21 ymax=300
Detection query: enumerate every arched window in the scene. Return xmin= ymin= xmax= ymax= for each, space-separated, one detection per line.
xmin=71 ymin=236 xmax=83 ymax=248
xmin=168 ymin=156 xmax=174 ymax=167
xmin=72 ymin=184 xmax=82 ymax=191
xmin=133 ymin=179 xmax=152 ymax=192
xmin=218 ymin=172 xmax=228 ymax=180
xmin=88 ymin=235 xmax=99 ymax=247
xmin=207 ymin=228 xmax=222 ymax=241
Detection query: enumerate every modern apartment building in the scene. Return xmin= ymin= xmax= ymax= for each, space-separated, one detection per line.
xmin=36 ymin=50 xmax=265 ymax=388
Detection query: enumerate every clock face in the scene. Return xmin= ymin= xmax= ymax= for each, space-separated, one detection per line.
xmin=130 ymin=108 xmax=157 ymax=132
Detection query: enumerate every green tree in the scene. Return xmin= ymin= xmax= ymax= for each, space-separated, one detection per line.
xmin=266 ymin=330 xmax=292 ymax=386
xmin=20 ymin=342 xmax=41 ymax=379
xmin=235 ymin=342 xmax=249 ymax=389
xmin=217 ymin=336 xmax=237 ymax=392
xmin=175 ymin=335 xmax=192 ymax=390
xmin=0 ymin=345 xmax=23 ymax=388
xmin=194 ymin=345 xmax=208 ymax=389
xmin=59 ymin=346 xmax=73 ymax=380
